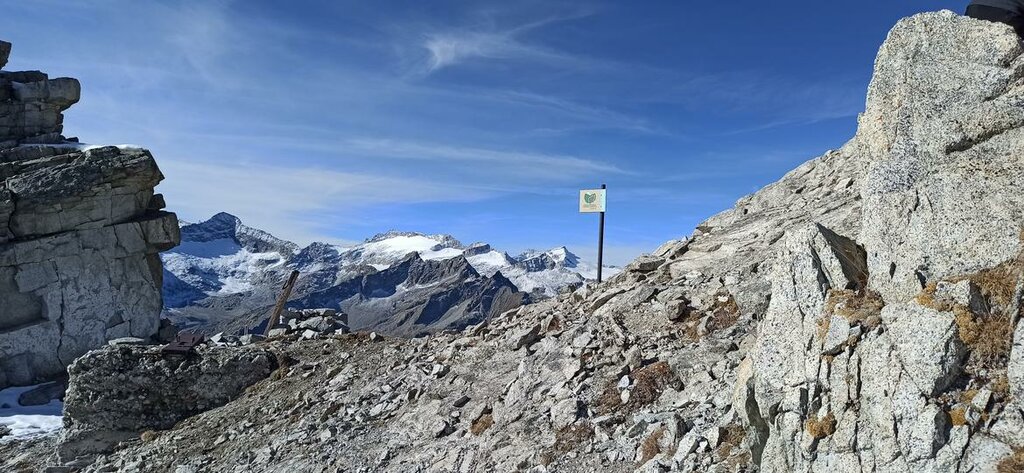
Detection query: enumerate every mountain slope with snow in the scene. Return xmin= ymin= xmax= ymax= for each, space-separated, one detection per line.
xmin=161 ymin=213 xmax=618 ymax=335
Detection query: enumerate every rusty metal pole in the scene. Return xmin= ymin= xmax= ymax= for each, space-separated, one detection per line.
xmin=264 ymin=270 xmax=299 ymax=336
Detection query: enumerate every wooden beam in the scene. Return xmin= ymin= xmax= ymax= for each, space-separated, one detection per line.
xmin=264 ymin=270 xmax=300 ymax=336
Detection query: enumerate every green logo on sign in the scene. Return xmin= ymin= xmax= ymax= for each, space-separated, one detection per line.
xmin=584 ymin=193 xmax=597 ymax=204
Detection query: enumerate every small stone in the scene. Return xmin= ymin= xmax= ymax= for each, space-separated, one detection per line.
xmin=17 ymin=380 xmax=66 ymax=406
xmin=299 ymin=316 xmax=335 ymax=333
xmin=667 ymin=299 xmax=690 ymax=321
xmin=453 ymin=395 xmax=471 ymax=408
xmin=562 ymin=358 xmax=582 ymax=380
xmin=430 ymin=364 xmax=450 ymax=378
xmin=237 ymin=334 xmax=265 ymax=345
xmin=267 ymin=328 xmax=289 ymax=337
xmin=572 ymin=332 xmax=593 ymax=348
xmin=629 ymin=255 xmax=665 ymax=273
xmin=935 ymin=280 xmax=986 ymax=314
xmin=510 ymin=324 xmax=542 ymax=350
xmin=972 ymin=389 xmax=993 ymax=412
xmin=433 ymin=420 xmax=453 ymax=438
xmin=320 ymin=427 xmax=336 ymax=441
xmin=107 ymin=337 xmax=148 ymax=346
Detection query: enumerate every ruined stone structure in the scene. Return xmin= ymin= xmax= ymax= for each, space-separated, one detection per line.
xmin=0 ymin=40 xmax=179 ymax=388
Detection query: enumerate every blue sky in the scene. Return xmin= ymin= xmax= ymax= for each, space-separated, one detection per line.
xmin=1 ymin=0 xmax=965 ymax=264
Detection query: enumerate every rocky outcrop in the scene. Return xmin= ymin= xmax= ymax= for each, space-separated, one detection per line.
xmin=25 ymin=10 xmax=1024 ymax=473
xmin=743 ymin=12 xmax=1024 ymax=473
xmin=58 ymin=344 xmax=276 ymax=461
xmin=0 ymin=42 xmax=179 ymax=389
xmin=0 ymin=41 xmax=79 ymax=148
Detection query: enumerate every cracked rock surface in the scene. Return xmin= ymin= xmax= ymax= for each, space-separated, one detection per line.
xmin=0 ymin=41 xmax=180 ymax=389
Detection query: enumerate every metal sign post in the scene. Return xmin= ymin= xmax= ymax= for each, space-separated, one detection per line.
xmin=579 ymin=184 xmax=607 ymax=283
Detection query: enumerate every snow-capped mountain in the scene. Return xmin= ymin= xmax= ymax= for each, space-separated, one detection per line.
xmin=161 ymin=213 xmax=618 ymax=336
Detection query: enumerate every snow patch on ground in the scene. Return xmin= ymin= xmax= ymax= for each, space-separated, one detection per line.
xmin=0 ymin=385 xmax=63 ymax=440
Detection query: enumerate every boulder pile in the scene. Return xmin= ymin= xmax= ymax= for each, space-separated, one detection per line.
xmin=0 ymin=41 xmax=180 ymax=389
xmin=269 ymin=308 xmax=352 ymax=339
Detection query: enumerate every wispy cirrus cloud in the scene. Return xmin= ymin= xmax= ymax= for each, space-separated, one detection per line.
xmin=485 ymin=91 xmax=664 ymax=135
xmin=158 ymin=158 xmax=493 ymax=245
xmin=344 ymin=138 xmax=629 ymax=176
xmin=418 ymin=10 xmax=593 ymax=74
xmin=0 ymin=0 xmax=887 ymax=265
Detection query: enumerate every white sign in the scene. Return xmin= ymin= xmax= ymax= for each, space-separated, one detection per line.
xmin=579 ymin=189 xmax=606 ymax=213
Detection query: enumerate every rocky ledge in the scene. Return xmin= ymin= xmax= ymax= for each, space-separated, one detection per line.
xmin=0 ymin=41 xmax=180 ymax=389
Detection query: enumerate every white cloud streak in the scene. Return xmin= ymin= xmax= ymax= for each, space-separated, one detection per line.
xmin=344 ymin=138 xmax=628 ymax=176
xmin=157 ymin=158 xmax=492 ymax=245
xmin=419 ymin=10 xmax=590 ymax=74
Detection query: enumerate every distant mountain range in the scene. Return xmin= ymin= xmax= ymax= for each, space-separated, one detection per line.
xmin=161 ymin=213 xmax=619 ymax=337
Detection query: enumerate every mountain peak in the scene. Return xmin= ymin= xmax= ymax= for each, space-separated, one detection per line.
xmin=180 ymin=212 xmax=243 ymax=243
xmin=208 ymin=212 xmax=241 ymax=223
xmin=548 ymin=246 xmax=580 ymax=268
xmin=365 ymin=230 xmax=464 ymax=249
xmin=179 ymin=212 xmax=298 ymax=255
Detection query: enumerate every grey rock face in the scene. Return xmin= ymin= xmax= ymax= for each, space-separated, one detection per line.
xmin=0 ymin=40 xmax=10 ymax=69
xmin=858 ymin=11 xmax=1024 ymax=303
xmin=0 ymin=42 xmax=179 ymax=389
xmin=58 ymin=344 xmax=275 ymax=461
xmin=743 ymin=11 xmax=1024 ymax=473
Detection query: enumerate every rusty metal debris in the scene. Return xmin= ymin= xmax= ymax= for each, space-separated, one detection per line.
xmin=161 ymin=332 xmax=205 ymax=356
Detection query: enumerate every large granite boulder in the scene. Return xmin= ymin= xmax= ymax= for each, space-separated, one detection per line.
xmin=0 ymin=41 xmax=180 ymax=389
xmin=858 ymin=11 xmax=1024 ymax=303
xmin=743 ymin=11 xmax=1024 ymax=472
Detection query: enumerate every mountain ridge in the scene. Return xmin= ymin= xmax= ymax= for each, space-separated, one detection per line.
xmin=162 ymin=212 xmax=619 ymax=335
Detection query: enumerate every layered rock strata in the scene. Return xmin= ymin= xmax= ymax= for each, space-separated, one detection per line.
xmin=0 ymin=41 xmax=179 ymax=389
